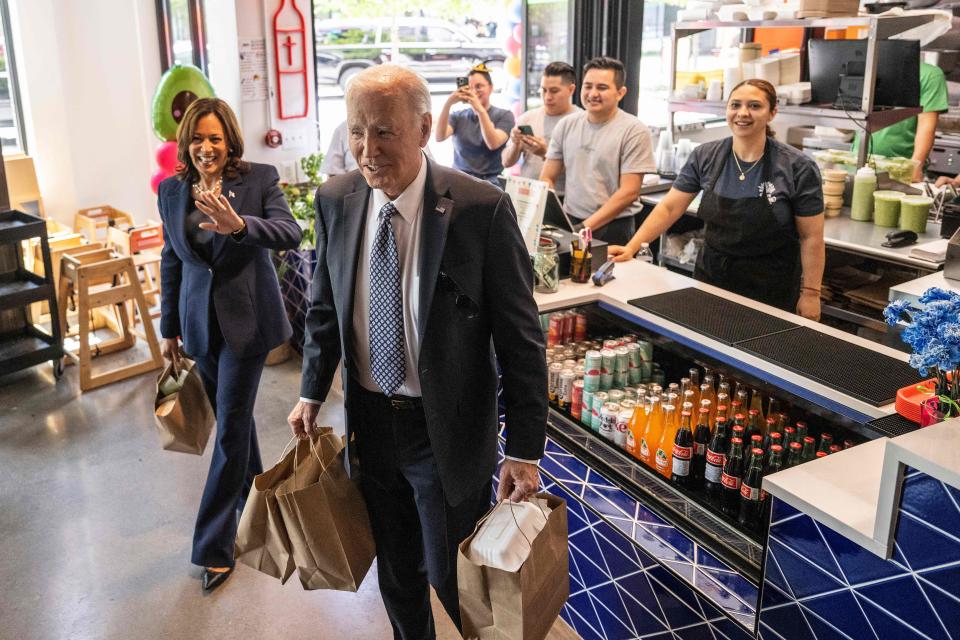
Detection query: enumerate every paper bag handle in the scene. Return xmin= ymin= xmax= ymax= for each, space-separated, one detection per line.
xmin=291 ymin=431 xmax=339 ymax=480
xmin=276 ymin=436 xmax=299 ymax=464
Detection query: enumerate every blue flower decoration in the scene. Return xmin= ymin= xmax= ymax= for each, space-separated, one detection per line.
xmin=883 ymin=299 xmax=912 ymax=327
xmin=885 ymin=288 xmax=960 ymax=375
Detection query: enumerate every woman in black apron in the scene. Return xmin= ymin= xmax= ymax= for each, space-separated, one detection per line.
xmin=609 ymin=79 xmax=825 ymax=320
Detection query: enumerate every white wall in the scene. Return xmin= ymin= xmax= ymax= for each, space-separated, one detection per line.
xmin=233 ymin=0 xmax=318 ymax=182
xmin=10 ymin=0 xmax=162 ymax=226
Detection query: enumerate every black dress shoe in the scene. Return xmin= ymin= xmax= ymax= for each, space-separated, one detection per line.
xmin=202 ymin=567 xmax=233 ymax=592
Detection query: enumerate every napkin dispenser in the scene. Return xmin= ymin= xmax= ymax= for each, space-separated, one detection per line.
xmin=945 ymin=227 xmax=960 ymax=282
xmin=537 ymin=226 xmax=608 ymax=279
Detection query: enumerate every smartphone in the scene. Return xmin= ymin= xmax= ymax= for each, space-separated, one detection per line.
xmin=518 ymin=124 xmax=534 ymax=136
xmin=456 ymin=76 xmax=469 ymax=88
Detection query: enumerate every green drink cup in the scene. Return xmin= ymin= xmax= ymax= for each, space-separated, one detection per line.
xmin=872 ymin=191 xmax=903 ymax=228
xmin=899 ymin=195 xmax=931 ymax=234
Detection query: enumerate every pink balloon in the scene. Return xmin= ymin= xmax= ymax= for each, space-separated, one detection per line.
xmin=505 ymin=35 xmax=521 ymax=57
xmin=155 ymin=141 xmax=179 ymax=174
xmin=151 ymin=168 xmax=172 ymax=194
xmin=513 ymin=24 xmax=523 ymax=42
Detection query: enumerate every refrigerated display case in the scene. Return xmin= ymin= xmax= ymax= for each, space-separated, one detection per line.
xmin=523 ymin=260 xmax=948 ymax=639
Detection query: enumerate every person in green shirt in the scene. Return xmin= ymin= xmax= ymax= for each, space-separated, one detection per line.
xmin=853 ymin=61 xmax=948 ymax=183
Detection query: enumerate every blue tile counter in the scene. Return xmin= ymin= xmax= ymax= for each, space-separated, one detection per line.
xmin=760 ymin=419 xmax=960 ymax=640
xmin=497 ymin=432 xmax=757 ymax=639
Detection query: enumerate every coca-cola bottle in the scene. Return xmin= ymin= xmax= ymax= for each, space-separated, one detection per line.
xmin=786 ymin=441 xmax=802 ymax=468
xmin=721 ymin=437 xmax=745 ymax=517
xmin=767 ymin=443 xmax=785 ymax=474
xmin=738 ymin=448 xmax=765 ymax=530
xmin=782 ymin=425 xmax=797 ymax=446
xmin=704 ymin=415 xmax=729 ymax=503
xmin=829 ymin=444 xmax=842 ymax=455
xmin=671 ymin=410 xmax=694 ymax=488
xmin=715 ymin=402 xmax=729 ymax=422
xmin=818 ymin=432 xmax=834 ymax=455
xmin=801 ymin=436 xmax=817 ymax=462
xmin=795 ymin=421 xmax=808 ymax=444
xmin=747 ymin=434 xmax=764 ymax=468
xmin=691 ymin=407 xmax=711 ymax=483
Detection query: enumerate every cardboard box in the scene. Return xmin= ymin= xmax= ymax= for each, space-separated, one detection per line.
xmin=798 ymin=0 xmax=860 ymax=16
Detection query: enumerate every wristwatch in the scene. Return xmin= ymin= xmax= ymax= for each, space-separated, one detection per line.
xmin=231 ymin=218 xmax=248 ymax=241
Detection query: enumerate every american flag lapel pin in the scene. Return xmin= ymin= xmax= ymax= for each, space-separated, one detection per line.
xmin=435 ymin=204 xmax=446 ymax=216
xmin=229 ymin=190 xmax=236 ymax=199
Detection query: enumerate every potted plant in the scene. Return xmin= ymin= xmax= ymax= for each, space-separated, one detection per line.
xmin=270 ymin=153 xmax=324 ymax=360
xmin=884 ymin=287 xmax=960 ymax=426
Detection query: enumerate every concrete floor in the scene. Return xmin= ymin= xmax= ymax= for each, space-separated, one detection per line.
xmin=1 ymin=321 xmax=580 ymax=640
xmin=0 ymin=349 xmax=468 ymax=640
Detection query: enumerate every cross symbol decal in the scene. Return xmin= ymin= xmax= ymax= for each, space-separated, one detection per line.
xmin=282 ymin=34 xmax=296 ymax=67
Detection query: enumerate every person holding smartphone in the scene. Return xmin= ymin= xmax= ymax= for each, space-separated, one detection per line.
xmin=502 ymin=62 xmax=580 ymax=196
xmin=436 ymin=63 xmax=515 ymax=186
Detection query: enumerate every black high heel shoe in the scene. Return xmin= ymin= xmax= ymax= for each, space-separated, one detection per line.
xmin=202 ymin=567 xmax=233 ymax=592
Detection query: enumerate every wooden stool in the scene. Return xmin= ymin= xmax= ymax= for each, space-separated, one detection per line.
xmin=57 ymin=248 xmax=163 ymax=391
xmin=74 ymin=205 xmax=134 ymax=243
xmin=107 ymin=222 xmax=163 ymax=317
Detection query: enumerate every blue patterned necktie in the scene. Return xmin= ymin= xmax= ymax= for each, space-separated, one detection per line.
xmin=369 ymin=201 xmax=405 ymax=396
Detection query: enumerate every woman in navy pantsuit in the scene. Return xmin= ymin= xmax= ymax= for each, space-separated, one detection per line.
xmin=158 ymin=98 xmax=301 ymax=591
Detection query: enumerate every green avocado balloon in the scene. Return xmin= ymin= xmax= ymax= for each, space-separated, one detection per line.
xmin=151 ymin=63 xmax=215 ymax=141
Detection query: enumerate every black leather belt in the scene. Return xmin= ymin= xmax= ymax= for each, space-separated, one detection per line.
xmin=353 ymin=381 xmax=423 ymax=411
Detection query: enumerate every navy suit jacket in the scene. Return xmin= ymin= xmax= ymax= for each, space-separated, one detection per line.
xmin=300 ymin=159 xmax=548 ymax=506
xmin=158 ymin=162 xmax=302 ymax=358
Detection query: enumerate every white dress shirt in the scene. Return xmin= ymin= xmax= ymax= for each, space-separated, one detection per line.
xmin=350 ymin=153 xmax=427 ymax=397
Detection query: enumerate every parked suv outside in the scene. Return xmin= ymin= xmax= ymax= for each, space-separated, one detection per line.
xmin=315 ymin=18 xmax=506 ymax=89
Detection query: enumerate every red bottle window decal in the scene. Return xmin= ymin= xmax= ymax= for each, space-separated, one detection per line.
xmin=273 ymin=0 xmax=308 ymax=119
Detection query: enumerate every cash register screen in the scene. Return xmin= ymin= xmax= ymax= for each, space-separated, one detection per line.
xmin=541 ymin=190 xmax=576 ymax=232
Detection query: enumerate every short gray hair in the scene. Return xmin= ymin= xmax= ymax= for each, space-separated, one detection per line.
xmin=345 ymin=64 xmax=431 ymax=119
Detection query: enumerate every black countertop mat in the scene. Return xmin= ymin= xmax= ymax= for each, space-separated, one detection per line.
xmin=628 ymin=288 xmax=800 ymax=345
xmin=867 ymin=413 xmax=920 ymax=438
xmin=735 ymin=327 xmax=923 ymax=406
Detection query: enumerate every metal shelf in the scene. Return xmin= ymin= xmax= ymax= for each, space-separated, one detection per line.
xmin=667 ymin=99 xmax=921 ymax=133
xmin=674 ymin=14 xmax=938 ymax=38
xmin=0 ymin=270 xmax=52 ymax=312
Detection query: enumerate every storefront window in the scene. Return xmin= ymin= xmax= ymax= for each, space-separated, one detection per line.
xmin=0 ymin=0 xmax=25 ymax=154
xmin=525 ymin=0 xmax=571 ymax=109
xmin=156 ymin=0 xmax=208 ymax=73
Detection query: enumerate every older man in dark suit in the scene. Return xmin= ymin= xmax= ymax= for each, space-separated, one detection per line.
xmin=287 ymin=64 xmax=548 ymax=639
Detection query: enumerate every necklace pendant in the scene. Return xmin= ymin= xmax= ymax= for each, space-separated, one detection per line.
xmin=739 ymin=173 xmax=746 ymax=181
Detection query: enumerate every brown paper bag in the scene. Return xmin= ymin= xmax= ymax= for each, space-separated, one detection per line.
xmin=234 ymin=438 xmax=310 ymax=583
xmin=275 ymin=427 xmax=375 ymax=591
xmin=458 ymin=493 xmax=569 ymax=640
xmin=153 ymin=359 xmax=214 ymax=455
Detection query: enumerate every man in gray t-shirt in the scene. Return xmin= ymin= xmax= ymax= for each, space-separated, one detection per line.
xmin=502 ymin=62 xmax=580 ymax=195
xmin=541 ymin=57 xmax=656 ymax=245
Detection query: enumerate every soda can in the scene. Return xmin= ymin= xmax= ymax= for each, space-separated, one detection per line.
xmin=610 ymin=372 xmax=622 ymax=389
xmin=614 ymin=347 xmax=629 ymax=378
xmin=608 ymin=389 xmax=625 ymax=405
xmin=600 ymin=372 xmax=614 ymax=391
xmin=621 ymin=334 xmax=637 ymax=344
xmin=583 ymin=373 xmax=600 ymax=393
xmin=548 ymin=362 xmax=563 ymax=405
xmin=562 ymin=359 xmax=577 ymax=370
xmin=584 ymin=350 xmax=603 ymax=375
xmin=615 ymin=409 xmax=633 ymax=448
xmin=558 ymin=369 xmax=576 ymax=413
xmin=636 ymin=340 xmax=653 ymax=362
xmin=575 ymin=343 xmax=589 ymax=358
xmin=547 ymin=313 xmax=563 ymax=348
xmin=574 ymin=364 xmax=586 ymax=379
xmin=600 ymin=402 xmax=621 ymax=442
xmin=653 ymin=370 xmax=666 ymax=386
xmin=622 ymin=387 xmax=638 ymax=402
xmin=600 ymin=348 xmax=616 ymax=374
xmin=603 ymin=339 xmax=620 ymax=351
xmin=574 ymin=311 xmax=588 ymax=342
xmin=591 ymin=391 xmax=609 ymax=432
xmin=620 ymin=399 xmax=637 ymax=412
xmin=581 ymin=389 xmax=594 ymax=426
xmin=562 ymin=347 xmax=576 ymax=361
xmin=626 ymin=343 xmax=642 ymax=384
xmin=562 ymin=311 xmax=576 ymax=345
xmin=571 ymin=380 xmax=584 ymax=421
